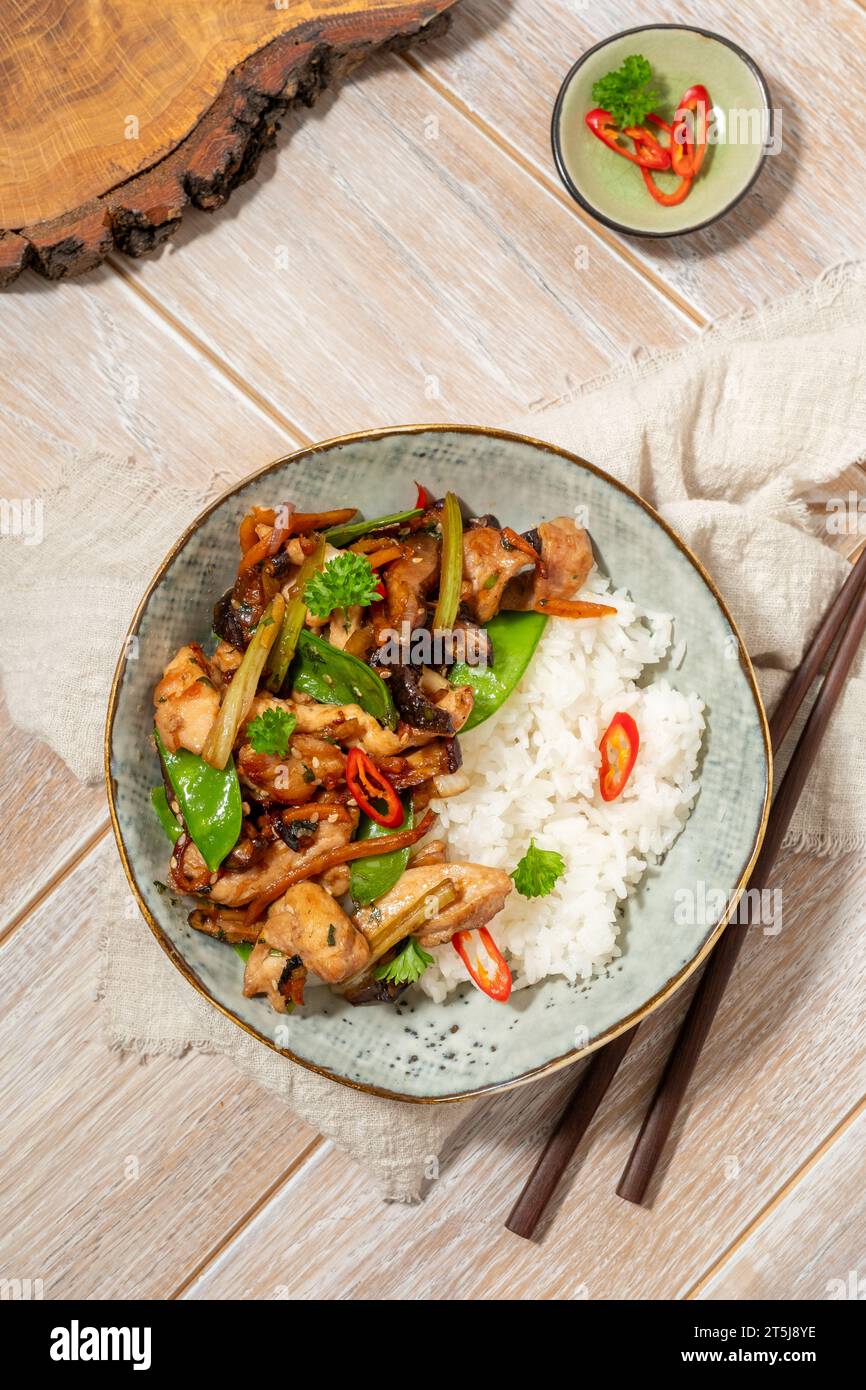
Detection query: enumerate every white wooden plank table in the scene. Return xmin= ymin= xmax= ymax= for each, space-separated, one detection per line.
xmin=1 ymin=0 xmax=864 ymax=1301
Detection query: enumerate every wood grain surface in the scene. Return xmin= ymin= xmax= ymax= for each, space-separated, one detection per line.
xmin=0 ymin=0 xmax=458 ymax=282
xmin=0 ymin=0 xmax=864 ymax=1302
xmin=415 ymin=0 xmax=866 ymax=320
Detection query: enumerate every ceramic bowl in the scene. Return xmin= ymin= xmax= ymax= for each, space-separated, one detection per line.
xmin=106 ymin=425 xmax=770 ymax=1102
xmin=552 ymin=25 xmax=772 ymax=237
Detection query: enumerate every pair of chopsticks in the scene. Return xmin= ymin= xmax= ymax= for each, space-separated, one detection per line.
xmin=507 ymin=541 xmax=866 ymax=1239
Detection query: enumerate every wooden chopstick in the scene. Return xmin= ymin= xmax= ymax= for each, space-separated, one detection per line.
xmin=505 ymin=1029 xmax=635 ymax=1238
xmin=617 ymin=542 xmax=866 ymax=1206
xmin=506 ymin=542 xmax=866 ymax=1239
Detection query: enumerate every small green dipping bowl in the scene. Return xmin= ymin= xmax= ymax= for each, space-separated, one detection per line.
xmin=552 ymin=24 xmax=772 ymax=237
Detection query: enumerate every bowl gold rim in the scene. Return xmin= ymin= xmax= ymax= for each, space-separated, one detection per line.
xmin=104 ymin=422 xmax=772 ymax=1105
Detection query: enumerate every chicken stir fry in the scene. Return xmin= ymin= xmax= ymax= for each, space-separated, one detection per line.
xmin=151 ymin=487 xmax=610 ymax=1010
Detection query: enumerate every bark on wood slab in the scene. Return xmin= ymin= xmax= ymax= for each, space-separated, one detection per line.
xmin=0 ymin=1 xmax=459 ymax=287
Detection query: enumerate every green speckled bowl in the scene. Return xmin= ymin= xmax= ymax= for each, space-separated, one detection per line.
xmin=106 ymin=426 xmax=770 ymax=1103
xmin=552 ymin=25 xmax=772 ymax=237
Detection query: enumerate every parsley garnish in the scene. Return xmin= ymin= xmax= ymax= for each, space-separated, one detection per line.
xmin=374 ymin=938 xmax=434 ymax=985
xmin=304 ymin=552 xmax=379 ymax=618
xmin=247 ymin=706 xmax=296 ymax=756
xmin=327 ymin=924 xmax=336 ymax=947
xmin=511 ymin=839 xmax=566 ymax=898
xmin=591 ymin=54 xmax=660 ymax=129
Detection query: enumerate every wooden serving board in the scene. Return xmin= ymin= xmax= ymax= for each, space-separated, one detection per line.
xmin=0 ymin=0 xmax=458 ymax=286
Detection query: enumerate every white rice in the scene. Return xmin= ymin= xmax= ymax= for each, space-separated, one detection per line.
xmin=419 ymin=569 xmax=705 ymax=1001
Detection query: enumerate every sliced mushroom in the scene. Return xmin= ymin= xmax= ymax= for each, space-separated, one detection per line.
xmin=389 ymin=663 xmax=456 ymax=735
xmin=377 ymin=737 xmax=461 ymax=790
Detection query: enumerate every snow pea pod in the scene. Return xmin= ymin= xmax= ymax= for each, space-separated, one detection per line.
xmin=290 ymin=629 xmax=397 ymax=730
xmin=154 ymin=729 xmax=242 ymax=872
xmin=150 ymin=786 xmax=182 ymax=844
xmin=350 ymin=796 xmax=413 ymax=905
xmin=450 ymin=611 xmax=547 ymax=731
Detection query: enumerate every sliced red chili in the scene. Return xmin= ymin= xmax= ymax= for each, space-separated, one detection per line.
xmin=585 ymin=109 xmax=671 ymax=170
xmin=623 ymin=123 xmax=672 ymax=170
xmin=452 ymin=927 xmax=512 ymax=1002
xmin=599 ymin=711 xmax=640 ymax=802
xmin=645 ymin=113 xmax=672 ymax=135
xmin=672 ymin=84 xmax=711 ymax=178
xmin=640 ymin=167 xmax=693 ymax=206
xmin=415 ymin=481 xmax=435 ymax=509
xmin=345 ymin=747 xmax=404 ymax=828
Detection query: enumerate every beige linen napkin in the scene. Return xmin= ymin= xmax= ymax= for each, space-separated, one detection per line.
xmin=2 ymin=262 xmax=864 ymax=1201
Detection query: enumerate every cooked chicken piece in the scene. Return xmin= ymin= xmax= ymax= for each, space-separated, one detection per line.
xmin=223 ymin=822 xmax=274 ymax=871
xmin=461 ymin=527 xmax=534 ymax=623
xmin=354 ymin=862 xmax=512 ymax=950
xmin=153 ymin=643 xmax=220 ymax=755
xmin=384 ymin=533 xmax=440 ymax=633
xmin=288 ymin=687 xmax=473 ymax=757
xmin=210 ymin=813 xmax=356 ymax=906
xmin=502 ymin=517 xmax=593 ymax=611
xmin=211 ymin=640 xmax=242 ymax=683
xmin=237 ymin=733 xmax=345 ymax=804
xmin=258 ymin=882 xmax=370 ymax=985
xmin=243 ymin=942 xmax=305 ymax=1013
xmin=317 ymin=864 xmax=351 ymax=896
xmin=409 ymin=839 xmax=447 ymax=867
xmin=327 ymin=604 xmax=364 ymax=651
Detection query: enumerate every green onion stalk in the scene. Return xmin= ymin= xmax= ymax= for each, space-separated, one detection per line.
xmin=202 ymin=593 xmax=285 ymax=769
xmin=265 ymin=536 xmax=325 ymax=693
xmin=432 ymin=491 xmax=463 ymax=633
xmin=340 ymin=877 xmax=457 ymax=993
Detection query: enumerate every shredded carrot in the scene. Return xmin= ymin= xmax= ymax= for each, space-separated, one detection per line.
xmin=240 ymin=507 xmax=275 ymax=553
xmin=502 ymin=526 xmax=544 ymax=569
xmin=242 ymin=809 xmax=436 ymax=929
xmin=237 ymin=516 xmax=289 ymax=576
xmin=364 ymin=544 xmax=403 ymax=569
xmin=533 ymin=598 xmax=616 ymax=619
xmin=288 ymin=507 xmax=357 ymax=533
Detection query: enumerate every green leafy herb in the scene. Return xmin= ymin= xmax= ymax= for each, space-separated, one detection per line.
xmin=591 ymin=54 xmax=659 ymax=129
xmin=511 ymin=839 xmax=566 ymax=898
xmin=327 ymin=924 xmax=336 ymax=947
xmin=304 ymin=552 xmax=379 ymax=619
xmin=374 ymin=937 xmax=434 ymax=985
xmin=246 ymin=706 xmax=297 ymax=756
